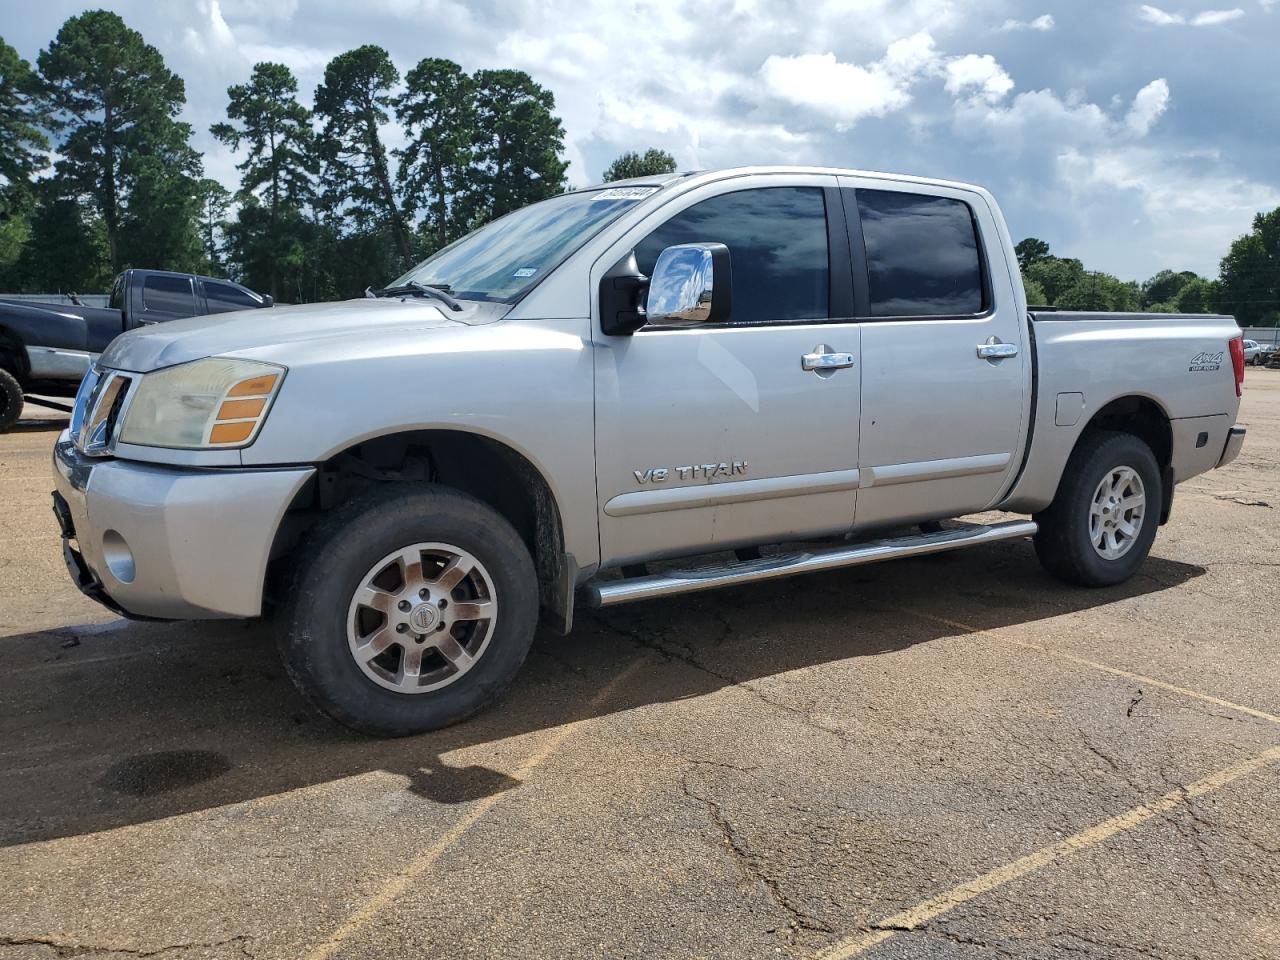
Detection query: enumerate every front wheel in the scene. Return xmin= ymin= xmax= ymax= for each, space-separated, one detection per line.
xmin=279 ymin=484 xmax=538 ymax=736
xmin=1033 ymin=430 xmax=1161 ymax=587
xmin=0 ymin=368 xmax=24 ymax=432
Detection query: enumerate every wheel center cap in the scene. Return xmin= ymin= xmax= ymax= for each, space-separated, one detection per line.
xmin=408 ymin=604 xmax=438 ymax=632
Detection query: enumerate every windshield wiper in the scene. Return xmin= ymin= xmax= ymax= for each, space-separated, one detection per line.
xmin=365 ymin=281 xmax=464 ymax=312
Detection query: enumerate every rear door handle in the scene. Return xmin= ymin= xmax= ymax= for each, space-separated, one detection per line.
xmin=977 ymin=337 xmax=1018 ymax=360
xmin=802 ymin=347 xmax=855 ymax=373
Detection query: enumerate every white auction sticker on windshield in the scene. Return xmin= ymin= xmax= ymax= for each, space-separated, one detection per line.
xmin=513 ymin=267 xmax=538 ymax=278
xmin=595 ymin=186 xmax=660 ymax=200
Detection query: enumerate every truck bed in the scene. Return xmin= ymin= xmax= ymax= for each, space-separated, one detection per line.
xmin=1002 ymin=310 xmax=1243 ymax=514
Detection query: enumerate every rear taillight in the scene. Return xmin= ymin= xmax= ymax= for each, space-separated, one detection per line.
xmin=1229 ymin=336 xmax=1245 ymax=397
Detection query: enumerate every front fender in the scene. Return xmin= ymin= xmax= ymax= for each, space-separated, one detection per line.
xmin=238 ymin=317 xmax=600 ymax=568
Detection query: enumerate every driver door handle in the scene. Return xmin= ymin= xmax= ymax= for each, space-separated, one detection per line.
xmin=801 ymin=349 xmax=855 ymax=372
xmin=977 ymin=337 xmax=1018 ymax=360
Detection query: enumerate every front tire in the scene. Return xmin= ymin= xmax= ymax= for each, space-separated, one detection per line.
xmin=1033 ymin=430 xmax=1161 ymax=587
xmin=280 ymin=484 xmax=538 ymax=736
xmin=0 ymin=368 xmax=24 ymax=432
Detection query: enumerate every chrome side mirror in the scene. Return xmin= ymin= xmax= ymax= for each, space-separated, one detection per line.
xmin=644 ymin=242 xmax=732 ymax=328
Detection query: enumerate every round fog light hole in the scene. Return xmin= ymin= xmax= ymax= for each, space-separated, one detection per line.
xmin=102 ymin=530 xmax=136 ymax=583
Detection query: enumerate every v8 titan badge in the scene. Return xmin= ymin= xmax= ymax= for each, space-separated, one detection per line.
xmin=634 ymin=461 xmax=748 ymax=484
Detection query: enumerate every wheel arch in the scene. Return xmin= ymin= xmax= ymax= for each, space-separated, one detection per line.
xmin=1071 ymin=393 xmax=1174 ymax=523
xmin=268 ymin=427 xmax=575 ymax=632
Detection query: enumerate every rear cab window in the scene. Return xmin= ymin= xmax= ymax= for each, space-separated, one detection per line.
xmin=855 ymin=189 xmax=986 ymax=318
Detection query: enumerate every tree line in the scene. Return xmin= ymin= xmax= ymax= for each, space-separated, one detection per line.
xmin=0 ymin=10 xmax=678 ymax=303
xmin=1016 ymin=214 xmax=1280 ymax=327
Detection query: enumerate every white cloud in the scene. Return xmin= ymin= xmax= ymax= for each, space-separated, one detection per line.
xmin=1000 ymin=14 xmax=1055 ymax=30
xmin=1125 ymin=78 xmax=1170 ymax=135
xmin=760 ymin=32 xmax=940 ymax=130
xmin=955 ymin=89 xmax=1112 ymax=151
xmin=944 ymin=54 xmax=1014 ymax=102
xmin=1191 ymin=7 xmax=1246 ymax=21
xmin=1058 ymin=146 xmax=1280 ymax=274
xmin=1138 ymin=5 xmax=1246 ymax=25
xmin=1138 ymin=4 xmax=1184 ymax=23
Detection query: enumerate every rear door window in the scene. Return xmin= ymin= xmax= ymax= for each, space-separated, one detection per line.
xmin=142 ymin=275 xmax=195 ymax=316
xmin=634 ymin=186 xmax=829 ymax=325
xmin=857 ymin=190 xmax=985 ymax=317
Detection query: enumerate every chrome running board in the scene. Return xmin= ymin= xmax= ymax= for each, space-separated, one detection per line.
xmin=583 ymin=519 xmax=1038 ymax=608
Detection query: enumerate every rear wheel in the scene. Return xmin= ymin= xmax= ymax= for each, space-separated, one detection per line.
xmin=1033 ymin=430 xmax=1161 ymax=587
xmin=0 ymin=368 xmax=23 ymax=432
xmin=279 ymin=484 xmax=538 ymax=736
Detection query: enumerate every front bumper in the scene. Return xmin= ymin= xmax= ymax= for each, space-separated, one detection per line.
xmin=52 ymin=430 xmax=314 ymax=619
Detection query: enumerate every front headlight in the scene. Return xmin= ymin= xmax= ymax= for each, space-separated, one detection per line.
xmin=119 ymin=357 xmax=285 ymax=449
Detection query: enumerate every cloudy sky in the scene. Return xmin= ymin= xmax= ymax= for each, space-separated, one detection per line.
xmin=4 ymin=0 xmax=1278 ymax=280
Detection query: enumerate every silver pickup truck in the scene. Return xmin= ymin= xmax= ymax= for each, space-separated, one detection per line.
xmin=51 ymin=166 xmax=1247 ymax=736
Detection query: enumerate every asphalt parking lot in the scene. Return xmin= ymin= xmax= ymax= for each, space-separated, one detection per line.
xmin=2 ymin=372 xmax=1278 ymax=960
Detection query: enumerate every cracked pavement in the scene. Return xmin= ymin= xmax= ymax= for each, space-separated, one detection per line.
xmin=1 ymin=371 xmax=1278 ymax=959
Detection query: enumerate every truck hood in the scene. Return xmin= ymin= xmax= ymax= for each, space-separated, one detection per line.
xmin=100 ymin=298 xmax=478 ymax=373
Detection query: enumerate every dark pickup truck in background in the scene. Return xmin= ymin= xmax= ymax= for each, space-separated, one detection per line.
xmin=0 ymin=268 xmax=270 ymax=429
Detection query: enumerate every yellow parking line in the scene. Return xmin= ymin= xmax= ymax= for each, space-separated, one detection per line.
xmin=303 ymin=657 xmax=646 ymax=960
xmin=893 ymin=607 xmax=1280 ymax=726
xmin=816 ymin=743 xmax=1280 ymax=959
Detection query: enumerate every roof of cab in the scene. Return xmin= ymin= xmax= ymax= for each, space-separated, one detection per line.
xmin=579 ymin=165 xmax=989 ymax=200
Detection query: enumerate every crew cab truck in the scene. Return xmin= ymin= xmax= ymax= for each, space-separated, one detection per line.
xmin=0 ymin=269 xmax=270 ymax=430
xmin=51 ymin=167 xmax=1247 ymax=736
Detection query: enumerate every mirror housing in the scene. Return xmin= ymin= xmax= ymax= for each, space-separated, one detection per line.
xmin=599 ymin=251 xmax=648 ymax=335
xmin=644 ymin=242 xmax=732 ymax=328
xmin=261 ymin=294 xmax=274 ymax=308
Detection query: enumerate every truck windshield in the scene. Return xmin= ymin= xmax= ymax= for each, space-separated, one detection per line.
xmin=389 ymin=186 xmax=660 ymax=304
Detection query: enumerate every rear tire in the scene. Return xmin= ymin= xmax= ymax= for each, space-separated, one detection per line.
xmin=0 ymin=368 xmax=23 ymax=432
xmin=279 ymin=483 xmax=538 ymax=737
xmin=1033 ymin=430 xmax=1161 ymax=587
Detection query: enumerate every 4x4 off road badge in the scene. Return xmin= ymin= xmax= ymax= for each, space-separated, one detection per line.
xmin=1189 ymin=350 xmax=1223 ymax=372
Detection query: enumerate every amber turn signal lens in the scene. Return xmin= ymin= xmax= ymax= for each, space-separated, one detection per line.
xmin=209 ymin=421 xmax=256 ymax=444
xmin=227 ymin=374 xmax=278 ymax=397
xmin=216 ymin=397 xmax=266 ymax=420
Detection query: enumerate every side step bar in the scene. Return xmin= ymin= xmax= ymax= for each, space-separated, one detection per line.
xmin=583 ymin=519 xmax=1038 ymax=608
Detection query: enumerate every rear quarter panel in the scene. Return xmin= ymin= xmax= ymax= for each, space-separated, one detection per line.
xmin=1003 ymin=313 xmax=1243 ymax=512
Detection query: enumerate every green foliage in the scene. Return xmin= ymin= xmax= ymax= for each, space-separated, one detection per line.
xmin=1172 ymin=276 xmax=1214 ymax=314
xmin=195 ymin=178 xmax=231 ymax=273
xmin=224 ymin=195 xmax=305 ymax=297
xmin=314 ymin=45 xmax=412 ymax=270
xmin=1055 ymin=272 xmax=1140 ymax=312
xmin=1213 ymin=207 xmax=1280 ymax=326
xmin=38 ymin=10 xmax=202 ymax=273
xmin=462 ymin=69 xmax=567 ymax=227
xmin=1021 ymin=276 xmax=1048 ymax=306
xmin=1014 ymin=237 xmax=1050 ymax=273
xmin=395 ymin=58 xmax=475 ymax=255
xmin=603 ymin=148 xmax=677 ymax=182
xmin=212 ymin=61 xmax=316 ymax=297
xmin=211 ymin=62 xmax=315 ymax=212
xmin=1140 ymin=269 xmax=1199 ymax=308
xmin=1024 ymin=255 xmax=1084 ymax=304
xmin=0 ymin=38 xmax=52 ymax=188
xmin=5 ymin=177 xmax=110 ymax=292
